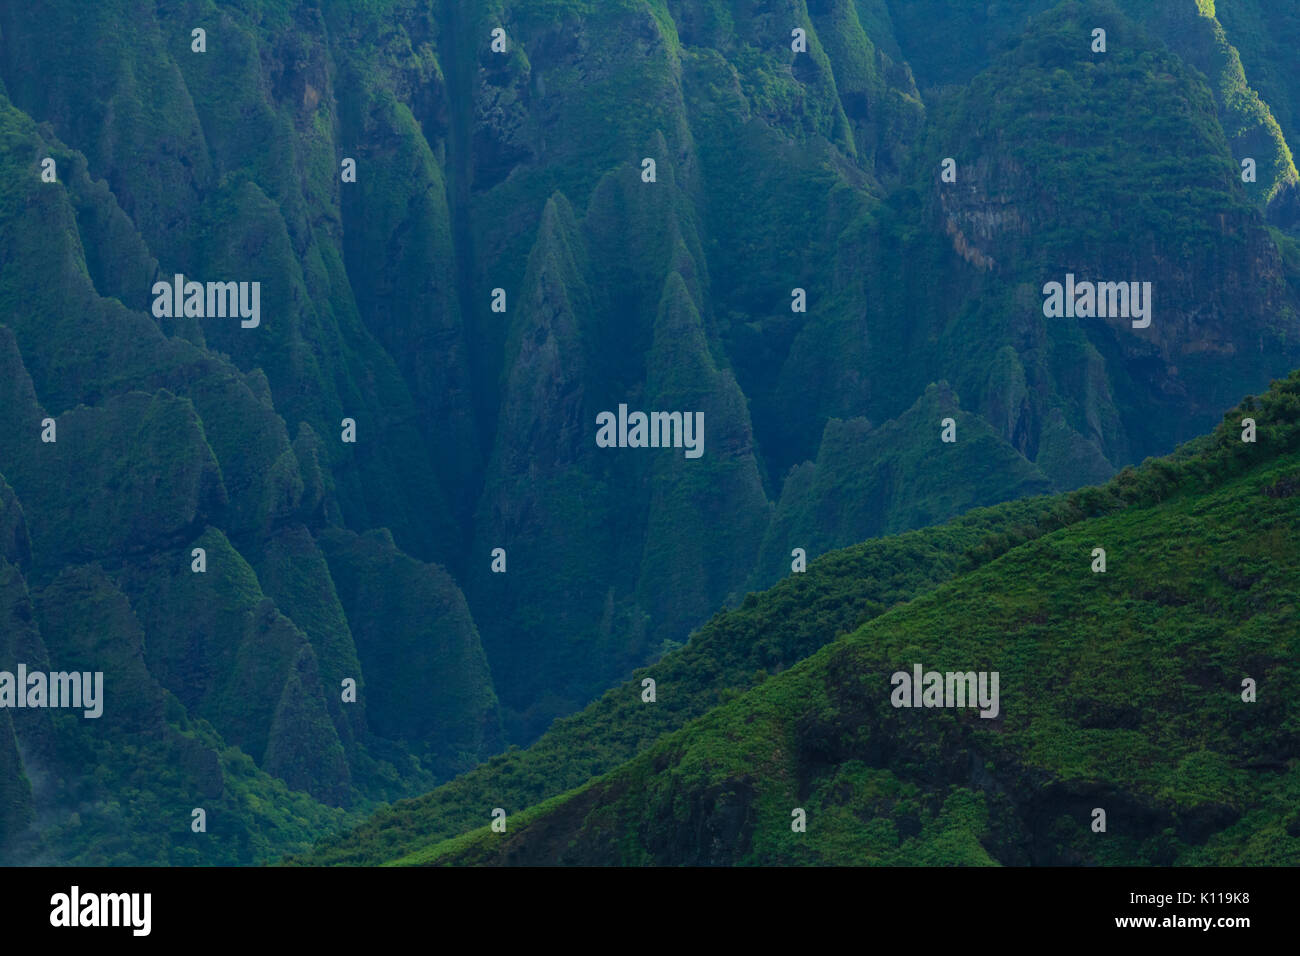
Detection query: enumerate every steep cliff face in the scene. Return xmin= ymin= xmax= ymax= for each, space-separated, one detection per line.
xmin=0 ymin=18 xmax=500 ymax=862
xmin=913 ymin=4 xmax=1298 ymax=477
xmin=768 ymin=1 xmax=1300 ymax=524
xmin=452 ymin=0 xmax=917 ymax=736
xmin=0 ymin=0 xmax=458 ymax=562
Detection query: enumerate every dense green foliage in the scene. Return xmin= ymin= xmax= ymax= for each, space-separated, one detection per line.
xmin=2 ymin=0 xmax=1300 ymax=865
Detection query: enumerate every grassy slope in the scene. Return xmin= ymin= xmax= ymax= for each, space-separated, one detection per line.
xmin=388 ymin=370 xmax=1300 ymax=865
xmin=289 ymin=490 xmax=1076 ymax=864
xmin=294 ymin=369 xmax=1300 ymax=865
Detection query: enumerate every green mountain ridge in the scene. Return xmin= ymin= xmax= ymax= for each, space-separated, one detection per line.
xmin=2 ymin=0 xmax=1299 ymax=864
